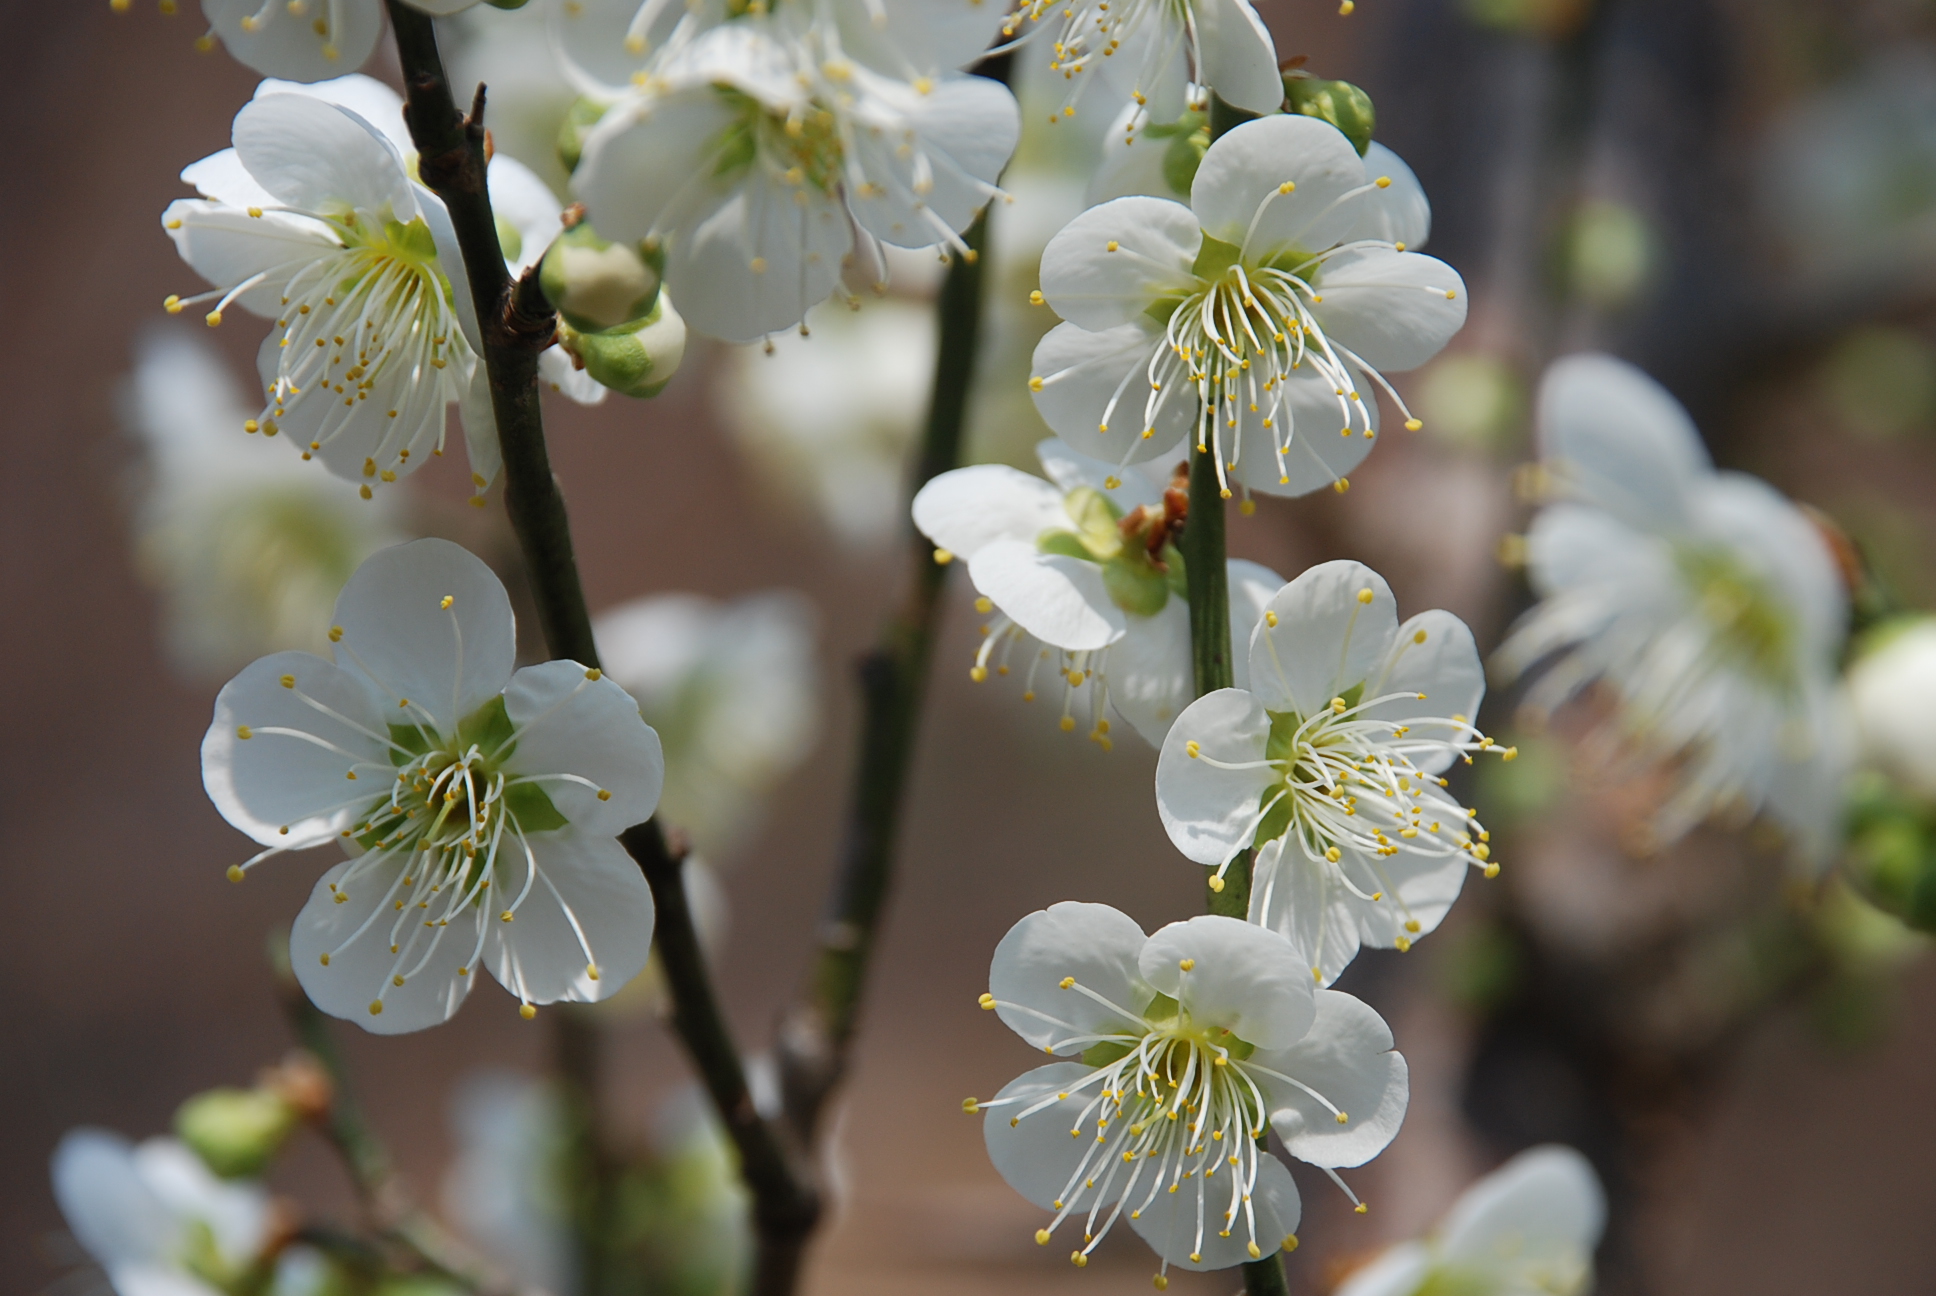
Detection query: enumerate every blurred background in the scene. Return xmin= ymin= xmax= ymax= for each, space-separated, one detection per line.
xmin=10 ymin=1 xmax=1936 ymax=1294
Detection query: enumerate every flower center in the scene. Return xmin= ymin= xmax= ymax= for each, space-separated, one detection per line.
xmin=1674 ymin=545 xmax=1797 ymax=687
xmin=713 ymin=87 xmax=847 ymax=197
xmin=235 ymin=0 xmax=345 ymax=61
xmin=1033 ymin=484 xmax=1187 ymax=616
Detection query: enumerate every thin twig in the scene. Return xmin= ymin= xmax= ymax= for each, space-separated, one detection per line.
xmin=380 ymin=7 xmax=818 ymax=1289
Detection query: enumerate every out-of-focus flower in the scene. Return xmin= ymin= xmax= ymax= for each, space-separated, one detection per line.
xmin=197 ymin=0 xmax=485 ymax=84
xmin=575 ymin=4 xmax=1019 ymax=340
xmin=202 ymin=539 xmax=664 ymax=1032
xmin=1494 ymin=354 xmax=1854 ymax=871
xmin=1155 ymin=561 xmax=1499 ymax=984
xmin=1030 ymin=115 xmax=1463 ymax=498
xmin=441 ymin=2 xmax=582 ymax=194
xmin=1555 ymin=200 xmax=1657 ymax=311
xmin=716 ymin=295 xmax=935 ymax=545
xmin=594 ymin=590 xmax=819 ymax=857
xmin=970 ymin=903 xmax=1407 ymax=1281
xmin=122 ymin=330 xmax=405 ymax=679
xmin=1411 ymin=352 xmax=1525 ymax=454
xmin=443 ymin=1075 xmax=751 ymax=1296
xmin=1851 ymin=619 xmax=1936 ymax=800
xmin=913 ymin=439 xmax=1280 ymax=746
xmin=1004 ymin=0 xmax=1281 ymax=136
xmin=1333 ymin=1145 xmax=1604 ymax=1296
xmin=51 ymin=1130 xmax=274 ymax=1296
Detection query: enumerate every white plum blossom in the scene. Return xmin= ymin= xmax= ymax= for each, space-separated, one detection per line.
xmin=1029 ymin=114 xmax=1464 ymax=499
xmin=50 ymin=1129 xmax=273 ymax=1296
xmin=1155 ymin=561 xmax=1501 ymax=986
xmin=199 ymin=0 xmax=482 ymax=83
xmin=1850 ymin=619 xmax=1936 ymax=801
xmin=1335 ymin=1145 xmax=1605 ymax=1296
xmin=1003 ymin=0 xmax=1282 ymax=135
xmin=970 ymin=903 xmax=1407 ymax=1280
xmin=201 ymin=539 xmax=664 ymax=1032
xmin=913 ymin=439 xmax=1280 ymax=747
xmin=1493 ymin=354 xmax=1854 ymax=870
xmin=595 ymin=590 xmax=820 ymax=856
xmin=120 ymin=329 xmax=405 ymax=679
xmin=574 ymin=2 xmax=1020 ymax=341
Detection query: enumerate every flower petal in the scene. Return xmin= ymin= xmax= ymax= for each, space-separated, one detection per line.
xmin=1309 ymin=247 xmax=1466 ymax=373
xmin=1226 ymin=559 xmax=1284 ymax=693
xmin=203 ymin=649 xmax=390 ymax=847
xmin=180 ymin=149 xmax=278 ymax=209
xmin=486 ymin=154 xmax=564 ymax=275
xmin=485 ymin=831 xmax=657 ymax=1005
xmin=1105 ymin=599 xmax=1194 ymax=746
xmin=1035 ymin=437 xmax=1170 ymax=510
xmin=1354 ymin=143 xmax=1432 ymax=249
xmin=988 ymin=901 xmax=1153 ymax=1053
xmin=1155 ymin=688 xmax=1277 ymax=866
xmin=663 ymin=177 xmax=851 ymax=342
xmin=232 ymin=92 xmax=415 ymax=219
xmin=1245 ymin=560 xmax=1398 ymax=717
xmin=1191 ymin=115 xmax=1367 ymax=254
xmin=501 ymin=659 xmax=665 ymax=837
xmin=1260 ymin=989 xmax=1407 ymax=1168
xmin=1247 ymin=836 xmax=1362 ymax=988
xmin=330 ymin=539 xmax=518 ymax=735
xmin=50 ymin=1131 xmax=174 ymax=1269
xmin=1438 ymin=1145 xmax=1606 ymax=1268
xmin=1139 ymin=915 xmax=1315 ymax=1050
xmin=1695 ymin=472 xmax=1847 ymax=665
xmin=1194 ymin=0 xmax=1284 ymax=115
xmin=1337 ymin=838 xmax=1468 ymax=954
xmin=967 ymin=540 xmax=1126 ymax=651
xmin=1030 ymin=319 xmax=1194 ymax=467
xmin=1359 ymin=609 xmax=1485 ymax=772
xmin=1039 ymin=196 xmax=1202 ymax=332
xmin=1536 ymin=352 xmax=1709 ymax=532
xmin=459 ymin=366 xmax=503 ymax=494
xmin=912 ymin=464 xmax=1070 ymax=560
xmin=1225 ymin=360 xmax=1379 ymax=499
xmin=162 ymin=200 xmax=341 ymax=318
xmin=203 ymin=0 xmax=385 ymax=84
xmin=847 ymin=70 xmax=1018 ymax=247
xmin=1333 ymin=1242 xmax=1433 ymax=1296
xmin=130 ymin=1141 xmax=268 ymax=1268
xmin=1127 ymin=1148 xmax=1301 ymax=1271
xmin=982 ymin=1062 xmax=1120 ymax=1210
xmin=539 ymin=344 xmax=611 ymax=404
xmin=291 ymin=856 xmax=477 ymax=1035
xmin=254 ymin=74 xmax=411 ymax=156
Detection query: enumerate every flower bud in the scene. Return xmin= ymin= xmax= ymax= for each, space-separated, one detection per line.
xmin=562 ymin=295 xmax=688 ymax=399
xmin=1852 ymin=619 xmax=1936 ymax=800
xmin=556 ymin=96 xmax=611 ymax=176
xmin=175 ymin=1087 xmax=299 ymax=1179
xmin=1282 ymin=74 xmax=1376 ymax=157
xmin=540 ymin=224 xmax=664 ymax=333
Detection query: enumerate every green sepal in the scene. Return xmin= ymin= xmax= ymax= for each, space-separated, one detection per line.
xmin=563 ymin=294 xmax=687 ymax=398
xmin=1190 ymin=232 xmax=1243 ymax=282
xmin=1081 ymin=1040 xmax=1136 ymax=1068
xmin=1282 ymin=74 xmax=1377 ymax=157
xmin=1205 ymin=1025 xmax=1256 ymax=1061
xmin=504 ymin=780 xmax=569 ymax=834
xmin=381 ymin=216 xmax=440 ymax=263
xmin=1036 ymin=529 xmax=1095 ymax=562
xmin=175 ymin=1088 xmax=298 ymax=1180
xmin=458 ymin=694 xmax=518 ymax=758
xmin=556 ymin=96 xmax=611 ymax=175
xmin=1102 ymin=554 xmax=1171 ymax=617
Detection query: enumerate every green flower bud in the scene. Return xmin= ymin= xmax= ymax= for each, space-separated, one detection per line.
xmin=564 ymin=295 xmax=688 ymax=398
xmin=484 ymin=0 xmax=531 ymax=7
xmin=1282 ymin=74 xmax=1377 ymax=157
xmin=175 ymin=1087 xmax=298 ymax=1179
xmin=557 ymin=96 xmax=611 ymax=175
xmin=540 ymin=224 xmax=664 ymax=333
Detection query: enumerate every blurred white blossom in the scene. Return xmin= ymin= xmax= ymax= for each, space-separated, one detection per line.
xmin=1851 ymin=619 xmax=1936 ymax=801
xmin=122 ymin=330 xmax=404 ymax=679
xmin=595 ymin=590 xmax=819 ymax=857
xmin=199 ymin=0 xmax=483 ymax=84
xmin=1334 ymin=1145 xmax=1604 ymax=1296
xmin=1494 ymin=354 xmax=1854 ymax=871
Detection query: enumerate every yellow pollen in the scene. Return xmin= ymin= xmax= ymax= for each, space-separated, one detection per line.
xmin=1030 ymin=289 xmax=1045 ymax=304
xmin=1178 ymin=958 xmax=1195 ymax=971
xmin=1405 ymin=418 xmax=1423 ymax=431
xmin=1106 ymin=241 xmax=1119 ymax=252
xmin=934 ymin=548 xmax=954 ymax=565
xmin=520 ymin=1004 xmax=537 ymax=1019
xmin=1278 ymin=181 xmax=1295 ymax=194
xmin=368 ymin=1001 xmax=383 ymax=1016
xmin=970 ymin=666 xmax=988 ymax=683
xmin=1357 ymin=588 xmax=1375 ymax=604
xmin=1060 ymin=716 xmax=1076 ymax=732
xmin=226 ymin=865 xmax=245 ymax=883
xmin=441 ymin=595 xmax=454 ymax=609
xmin=1375 ymin=176 xmax=1391 ymax=189
xmin=319 ymin=953 xmax=330 ymax=966
xmin=1283 ymin=1234 xmax=1299 ymax=1252
xmin=1265 ymin=610 xmax=1278 ymax=628
xmin=979 ymin=992 xmax=996 ymax=1009
xmin=1207 ymin=874 xmax=1225 ymax=893
xmin=1036 ymin=1229 xmax=1052 ymax=1245
xmin=236 ymin=726 xmax=252 ymax=740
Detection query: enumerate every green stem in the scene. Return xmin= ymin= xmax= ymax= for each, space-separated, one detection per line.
xmin=774 ymin=213 xmax=992 ymax=1144
xmin=1195 ymin=91 xmax=1283 ymax=1296
xmin=381 ymin=8 xmax=817 ymax=1289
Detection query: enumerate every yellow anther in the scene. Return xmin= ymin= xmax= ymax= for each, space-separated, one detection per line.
xmin=970 ymin=666 xmax=988 ymax=683
xmin=1355 ymin=1202 xmax=1369 ymax=1214
xmin=1265 ymin=610 xmax=1278 ymax=627
xmin=974 ymin=596 xmax=994 ymax=614
xmin=1394 ymin=936 xmax=1412 ymax=952
xmin=1060 ymin=716 xmax=1076 ymax=732
xmin=1154 ymin=1277 xmax=1169 ymax=1291
xmin=934 ymin=548 xmax=954 ymax=564
xmin=750 ymin=256 xmax=768 ymax=273
xmin=1239 ymin=498 xmax=1256 ymax=515
xmin=520 ymin=1004 xmax=537 ymax=1019
xmin=963 ymin=1097 xmax=980 ymax=1113
xmin=1058 ymin=976 xmax=1076 ymax=990
xmin=1282 ymin=1234 xmax=1299 ymax=1253
xmin=205 ymin=311 xmax=223 ymax=327
xmin=1030 ymin=289 xmax=1045 ymax=304
xmin=1248 ymin=1242 xmax=1263 ymax=1259
xmin=500 ymin=910 xmax=515 ymax=922
xmin=1502 ymin=746 xmax=1519 ymax=761
xmin=1106 ymin=240 xmax=1119 ymax=252
xmin=1404 ymin=418 xmax=1424 ymax=431
xmin=1312 ymin=966 xmax=1323 ymax=982
xmin=1357 ymin=587 xmax=1375 ymax=604
xmin=1035 ymin=1229 xmax=1052 ymax=1245
xmin=1070 ymin=1252 xmax=1087 ymax=1268
xmin=1278 ymin=180 xmax=1295 ymax=194
xmin=368 ymin=1000 xmax=383 ymax=1015
xmin=226 ymin=865 xmax=245 ymax=883
xmin=1028 ymin=375 xmax=1045 ymax=392
xmin=236 ymin=726 xmax=253 ymax=740
xmin=1207 ymin=874 xmax=1225 ymax=893
xmin=1179 ymin=958 xmax=1195 ymax=971
xmin=1333 ymin=477 xmax=1351 ymax=493
xmin=1186 ymin=740 xmax=1201 ymax=758
xmin=1484 ymin=863 xmax=1501 ymax=878
xmin=345 ymin=770 xmax=357 ymax=780
xmin=163 ymin=294 xmax=183 ymax=313
xmin=979 ymin=992 xmax=996 ymax=1009
xmin=1375 ymin=176 xmax=1391 ymax=189
xmin=329 ymin=626 xmax=343 ymax=642
xmin=319 ymin=953 xmax=330 ymax=966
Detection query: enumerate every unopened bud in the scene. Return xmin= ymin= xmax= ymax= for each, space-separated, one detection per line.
xmin=175 ymin=1087 xmax=298 ymax=1179
xmin=562 ymin=294 xmax=687 ymax=398
xmin=1282 ymin=74 xmax=1376 ymax=157
xmin=540 ymin=223 xmax=663 ymax=333
xmin=556 ymin=96 xmax=611 ymax=175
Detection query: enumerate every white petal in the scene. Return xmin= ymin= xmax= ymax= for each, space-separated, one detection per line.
xmin=1038 ymin=196 xmax=1201 ymax=332
xmin=203 ymin=0 xmax=384 ymax=83
xmin=1694 ymin=472 xmax=1847 ymax=664
xmin=501 ymin=660 xmax=665 ymax=837
xmin=1359 ymin=609 xmax=1485 ymax=773
xmin=253 ymin=74 xmax=410 ymax=156
xmin=1191 ymin=115 xmax=1367 ymax=253
xmin=1140 ymin=915 xmax=1314 ymax=1050
xmin=538 ymin=345 xmax=611 ymax=404
xmin=574 ymin=85 xmax=740 ymax=244
xmin=231 ymin=92 xmax=415 ymax=218
xmin=1332 ymin=1242 xmax=1433 ymax=1296
xmin=1355 ymin=143 xmax=1432 ymax=248
xmin=847 ymin=70 xmax=1018 ymax=247
xmin=1309 ymin=247 xmax=1466 ymax=373
xmin=1193 ymin=0 xmax=1284 ymax=115
xmin=1030 ymin=319 xmax=1195 ymax=466
xmin=1247 ymin=837 xmax=1362 ymax=988
xmin=50 ymin=1131 xmax=174 ymax=1269
xmin=1438 ymin=1145 xmax=1606 ymax=1271
xmin=330 ymin=539 xmax=518 ymax=735
xmin=1226 ymin=559 xmax=1284 ymax=693
xmin=486 ymin=154 xmax=564 ymax=275
xmin=1536 ymin=352 xmax=1710 ymax=531
xmin=203 ymin=650 xmax=390 ymax=847
xmin=988 ymin=901 xmax=1153 ymax=1053
xmin=162 ymin=200 xmax=340 ymax=318
xmin=967 ymin=540 xmax=1126 ymax=651
xmin=1086 ymin=101 xmax=1189 ymax=205
xmin=419 ymin=185 xmax=482 ymax=356
xmin=1245 ymin=560 xmax=1398 ymax=717
xmin=982 ymin=1063 xmax=1119 ymax=1210
xmin=911 ymin=464 xmax=1069 ymax=560
xmin=1127 ymin=1150 xmax=1301 ymax=1271
xmin=1105 ymin=599 xmax=1194 ymax=746
xmin=1226 ymin=360 xmax=1378 ymax=499
xmin=663 ymin=177 xmax=851 ymax=342
xmin=180 ymin=149 xmax=278 ymax=209
xmin=486 ymin=831 xmax=657 ymax=1005
xmin=129 ymin=1141 xmax=267 ymax=1268
xmin=291 ymin=856 xmax=477 ymax=1034
xmin=834 ymin=0 xmax=1010 ymax=74
xmin=1260 ymin=989 xmax=1407 ymax=1167
xmin=1154 ymin=688 xmax=1277 ymax=866
xmin=1338 ymin=839 xmax=1468 ymax=953
xmin=1035 ymin=437 xmax=1169 ymax=509
xmin=107 ymin=1266 xmax=224 ymax=1296
xmin=459 ymin=367 xmax=502 ymax=495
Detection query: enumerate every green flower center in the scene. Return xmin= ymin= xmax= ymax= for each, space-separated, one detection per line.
xmin=1033 ymin=485 xmax=1186 ymax=616
xmin=1674 ymin=545 xmax=1797 ymax=686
